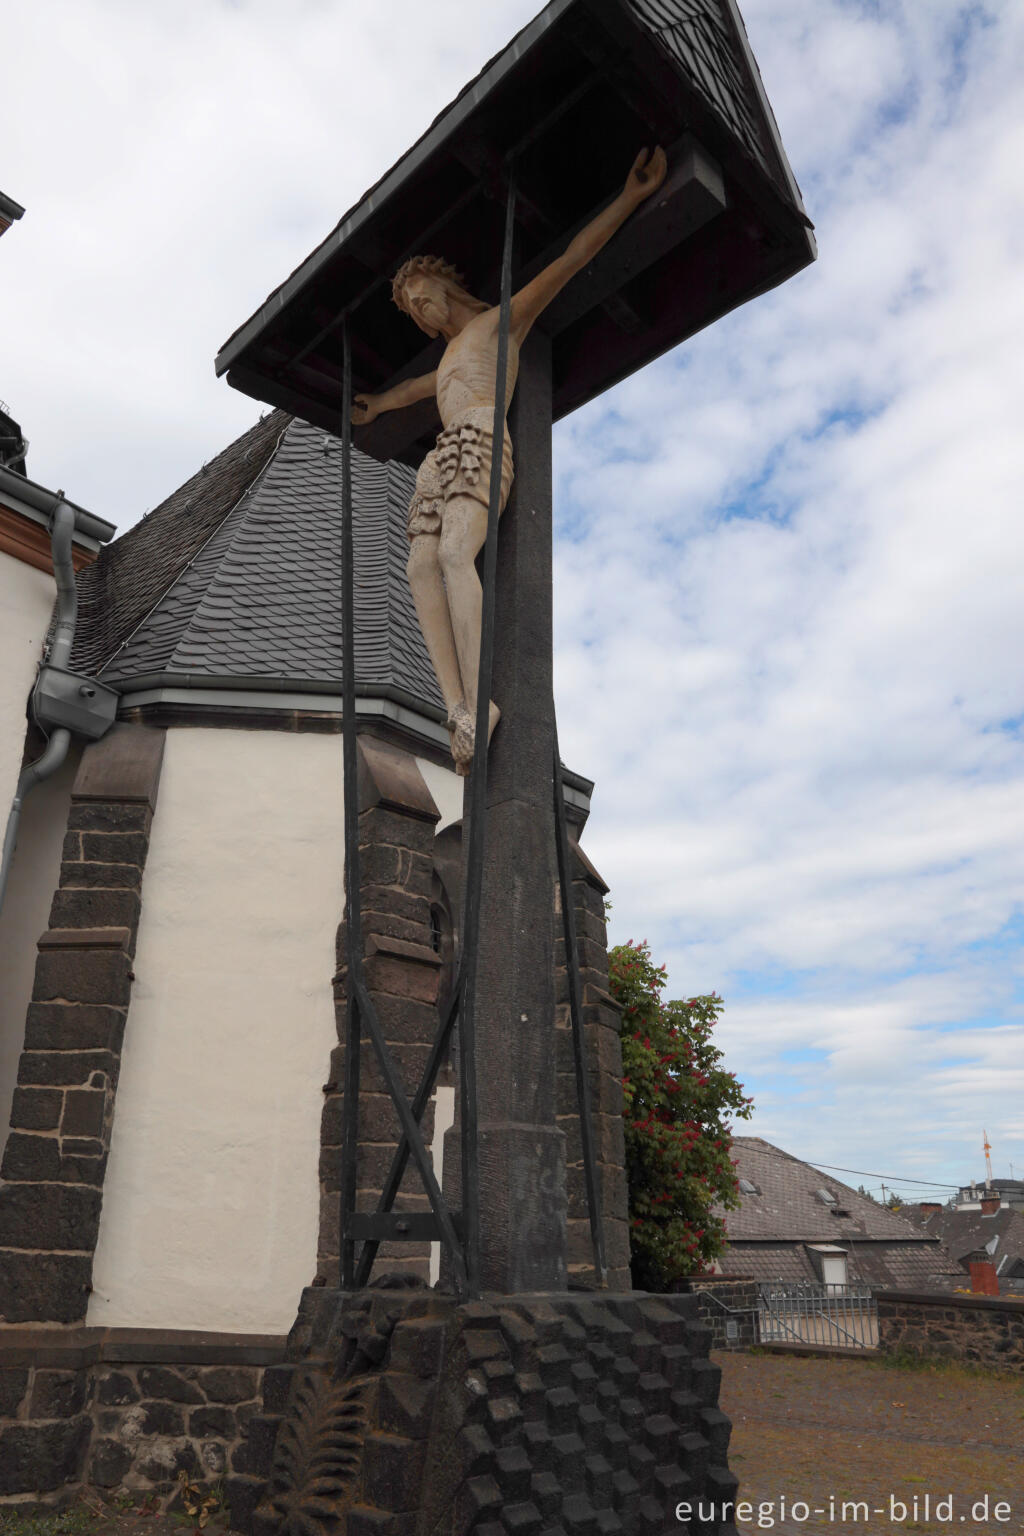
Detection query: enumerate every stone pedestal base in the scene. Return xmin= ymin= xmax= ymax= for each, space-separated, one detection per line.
xmin=227 ymin=1284 xmax=738 ymax=1536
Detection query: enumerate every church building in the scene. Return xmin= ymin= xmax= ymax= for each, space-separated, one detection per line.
xmin=0 ymin=410 xmax=626 ymax=1500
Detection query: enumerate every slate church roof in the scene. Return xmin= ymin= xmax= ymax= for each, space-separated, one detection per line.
xmin=719 ymin=1138 xmax=961 ymax=1291
xmin=70 ymin=414 xmax=443 ymax=720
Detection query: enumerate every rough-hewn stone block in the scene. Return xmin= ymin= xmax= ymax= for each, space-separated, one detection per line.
xmin=0 ymin=1367 xmax=29 ymax=1417
xmin=0 ymin=1251 xmax=92 ymax=1323
xmin=23 ymin=1002 xmax=125 ymax=1053
xmin=33 ymin=949 xmax=131 ymax=1007
xmin=67 ymin=802 xmax=151 ymax=834
xmin=79 ymin=831 xmax=149 ymax=865
xmin=365 ymin=994 xmax=439 ymax=1047
xmin=96 ymin=1370 xmax=139 ymax=1406
xmin=0 ymin=1182 xmax=102 ymax=1251
xmin=9 ymin=1086 xmax=63 ymax=1130
xmin=140 ymin=1400 xmax=185 ymax=1436
xmin=0 ymin=1416 xmax=91 ymax=1495
xmin=1 ymin=1132 xmax=63 ymax=1183
xmin=58 ymin=861 xmax=143 ymax=892
xmin=29 ymin=1369 xmax=89 ymax=1420
xmin=356 ymin=738 xmax=440 ymax=823
xmin=329 ymin=1042 xmax=433 ymax=1100
xmin=347 ymin=890 xmax=431 ymax=930
xmin=61 ymin=1088 xmax=107 ymax=1139
xmin=60 ymin=1151 xmax=109 ymax=1187
xmin=72 ymin=724 xmax=165 ymax=808
xmin=189 ymin=1405 xmax=236 ymax=1438
xmin=136 ymin=1366 xmax=205 ymax=1404
xmin=17 ymin=1049 xmax=117 ymax=1087
xmin=48 ymin=887 xmax=141 ymax=937
xmin=89 ymin=1436 xmax=133 ymax=1487
xmin=200 ymin=1366 xmax=260 ymax=1404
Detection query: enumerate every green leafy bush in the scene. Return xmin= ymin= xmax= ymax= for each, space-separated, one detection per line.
xmin=610 ymin=939 xmax=752 ymax=1290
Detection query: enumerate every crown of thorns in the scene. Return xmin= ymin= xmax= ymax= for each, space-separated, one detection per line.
xmin=391 ymin=255 xmax=468 ymax=315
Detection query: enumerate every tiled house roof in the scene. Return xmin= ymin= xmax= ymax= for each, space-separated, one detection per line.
xmin=69 ymin=415 xmax=443 ymax=718
xmin=718 ymin=1137 xmax=961 ymax=1291
xmin=908 ymin=1204 xmax=1024 ymax=1281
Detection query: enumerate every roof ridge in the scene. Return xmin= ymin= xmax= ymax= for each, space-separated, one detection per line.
xmin=72 ymin=410 xmax=290 ymax=677
xmin=98 ymin=414 xmax=290 ymax=680
xmin=154 ymin=421 xmax=304 ymax=678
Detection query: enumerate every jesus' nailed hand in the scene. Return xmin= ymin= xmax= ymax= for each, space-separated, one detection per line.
xmin=353 ymin=146 xmax=668 ymax=776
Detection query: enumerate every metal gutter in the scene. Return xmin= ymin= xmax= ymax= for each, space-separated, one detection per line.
xmin=0 ymin=505 xmax=77 ymax=912
xmin=0 ymin=464 xmax=116 ymax=549
xmin=109 ymin=673 xmax=446 ymax=722
xmin=0 ymin=190 xmax=25 ymax=226
xmin=115 ymin=683 xmax=450 ymax=748
xmin=113 ymin=683 xmax=595 ymax=815
xmin=1 ymin=492 xmax=120 ymax=917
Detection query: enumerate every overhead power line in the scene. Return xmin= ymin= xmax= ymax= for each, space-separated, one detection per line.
xmin=734 ymin=1143 xmax=961 ymax=1190
xmin=810 ymin=1164 xmax=960 ymax=1190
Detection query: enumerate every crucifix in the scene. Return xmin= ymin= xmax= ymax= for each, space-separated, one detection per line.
xmin=352 ymin=147 xmax=667 ymax=776
xmin=215 ymin=0 xmax=814 ymax=1301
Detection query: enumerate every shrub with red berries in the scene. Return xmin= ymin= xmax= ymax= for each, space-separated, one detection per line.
xmin=610 ymin=939 xmax=752 ymax=1290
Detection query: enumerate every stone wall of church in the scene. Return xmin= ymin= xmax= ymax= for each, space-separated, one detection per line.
xmin=0 ymin=1328 xmax=286 ymax=1508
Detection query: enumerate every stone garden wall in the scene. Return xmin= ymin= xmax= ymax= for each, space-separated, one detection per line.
xmin=878 ymin=1289 xmax=1024 ymax=1373
xmin=673 ymin=1277 xmax=759 ymax=1350
xmin=0 ymin=1329 xmax=285 ymax=1506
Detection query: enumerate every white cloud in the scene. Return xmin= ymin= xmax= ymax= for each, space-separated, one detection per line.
xmin=4 ymin=0 xmax=1023 ymax=1191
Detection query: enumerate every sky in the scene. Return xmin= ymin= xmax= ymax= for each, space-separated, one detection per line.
xmin=3 ymin=0 xmax=1023 ymax=1200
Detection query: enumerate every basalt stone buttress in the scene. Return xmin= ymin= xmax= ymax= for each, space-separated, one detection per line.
xmin=226 ymin=1282 xmax=738 ymax=1536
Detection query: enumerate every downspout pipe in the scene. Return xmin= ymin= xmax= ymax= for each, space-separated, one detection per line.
xmin=0 ymin=500 xmax=77 ymax=912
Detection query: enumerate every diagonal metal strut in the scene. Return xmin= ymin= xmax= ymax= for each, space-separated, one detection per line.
xmin=337 ymin=320 xmax=466 ymax=1296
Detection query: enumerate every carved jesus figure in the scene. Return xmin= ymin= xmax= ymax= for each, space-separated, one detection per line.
xmin=353 ymin=147 xmax=667 ymax=774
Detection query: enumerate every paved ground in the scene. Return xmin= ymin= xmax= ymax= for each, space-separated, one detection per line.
xmin=717 ymin=1348 xmax=1024 ymax=1535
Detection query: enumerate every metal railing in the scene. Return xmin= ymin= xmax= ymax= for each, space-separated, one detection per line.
xmin=758 ymin=1282 xmax=878 ymax=1349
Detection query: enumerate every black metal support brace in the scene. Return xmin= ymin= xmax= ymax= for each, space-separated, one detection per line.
xmin=337 ymin=321 xmax=467 ymax=1297
xmin=553 ymin=722 xmax=608 ymax=1285
xmin=340 ymin=177 xmax=609 ymax=1297
xmin=456 ymin=174 xmax=518 ymax=1296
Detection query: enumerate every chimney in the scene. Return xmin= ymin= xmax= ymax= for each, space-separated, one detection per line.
xmin=966 ymin=1251 xmax=999 ymax=1296
xmin=919 ymin=1202 xmax=941 ymax=1216
xmin=980 ymin=1197 xmax=1000 ymax=1216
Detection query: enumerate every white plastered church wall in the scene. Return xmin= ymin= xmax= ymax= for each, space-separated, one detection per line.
xmin=88 ymin=727 xmax=344 ymax=1333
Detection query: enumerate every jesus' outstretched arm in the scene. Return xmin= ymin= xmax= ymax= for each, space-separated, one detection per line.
xmin=353 ymin=370 xmax=437 ymax=426
xmin=509 ymin=146 xmax=667 ymax=342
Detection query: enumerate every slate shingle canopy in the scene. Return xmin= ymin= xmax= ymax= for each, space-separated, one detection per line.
xmin=70 ymin=413 xmax=444 ymax=720
xmin=719 ymin=1137 xmax=962 ymax=1291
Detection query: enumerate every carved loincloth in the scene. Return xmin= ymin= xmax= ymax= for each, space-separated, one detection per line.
xmin=407 ymin=406 xmax=514 ymax=539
